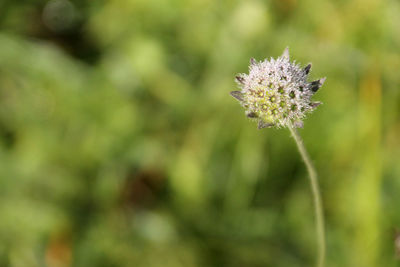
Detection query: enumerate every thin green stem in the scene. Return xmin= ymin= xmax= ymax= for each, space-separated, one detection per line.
xmin=288 ymin=124 xmax=325 ymax=267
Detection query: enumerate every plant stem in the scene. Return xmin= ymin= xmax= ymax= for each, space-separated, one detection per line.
xmin=288 ymin=124 xmax=325 ymax=267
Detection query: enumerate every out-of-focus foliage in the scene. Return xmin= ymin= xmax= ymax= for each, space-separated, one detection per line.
xmin=0 ymin=0 xmax=400 ymax=266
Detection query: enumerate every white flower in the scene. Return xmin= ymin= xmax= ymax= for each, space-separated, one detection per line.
xmin=231 ymin=47 xmax=325 ymax=129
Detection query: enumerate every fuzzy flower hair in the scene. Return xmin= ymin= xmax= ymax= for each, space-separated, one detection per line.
xmin=231 ymin=48 xmax=325 ymax=129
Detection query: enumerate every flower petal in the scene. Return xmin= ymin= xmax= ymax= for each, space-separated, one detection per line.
xmin=303 ymin=63 xmax=312 ymax=75
xmin=235 ymin=75 xmax=245 ymax=85
xmin=230 ymin=91 xmax=244 ymax=101
xmin=281 ymin=47 xmax=290 ymax=60
xmin=246 ymin=111 xmax=258 ymax=118
xmin=293 ymin=121 xmax=304 ymax=128
xmin=258 ymin=120 xmax=274 ymax=129
xmin=310 ymin=77 xmax=326 ymax=93
xmin=310 ymin=101 xmax=322 ymax=109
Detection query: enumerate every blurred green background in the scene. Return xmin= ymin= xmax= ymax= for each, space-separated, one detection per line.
xmin=0 ymin=0 xmax=400 ymax=266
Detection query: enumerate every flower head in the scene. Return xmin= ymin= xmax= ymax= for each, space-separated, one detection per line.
xmin=231 ymin=48 xmax=325 ymax=129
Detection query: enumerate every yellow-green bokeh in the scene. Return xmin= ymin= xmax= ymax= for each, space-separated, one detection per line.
xmin=0 ymin=0 xmax=400 ymax=266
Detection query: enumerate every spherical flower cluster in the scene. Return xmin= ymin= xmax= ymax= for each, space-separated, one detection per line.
xmin=231 ymin=48 xmax=325 ymax=129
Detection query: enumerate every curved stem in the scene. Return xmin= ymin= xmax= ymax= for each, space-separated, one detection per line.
xmin=288 ymin=124 xmax=325 ymax=267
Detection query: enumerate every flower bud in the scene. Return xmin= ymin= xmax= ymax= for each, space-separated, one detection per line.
xmin=231 ymin=47 xmax=325 ymax=129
